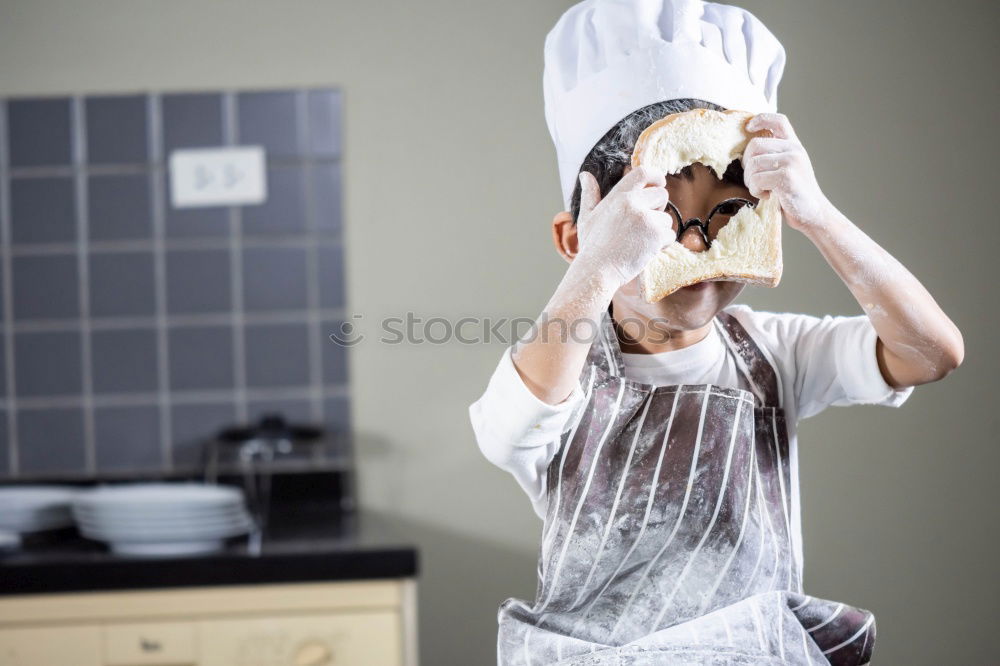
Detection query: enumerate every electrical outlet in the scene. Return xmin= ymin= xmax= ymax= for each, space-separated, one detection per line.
xmin=169 ymin=146 xmax=267 ymax=208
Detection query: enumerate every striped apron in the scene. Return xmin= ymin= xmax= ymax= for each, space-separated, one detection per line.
xmin=497 ymin=309 xmax=876 ymax=665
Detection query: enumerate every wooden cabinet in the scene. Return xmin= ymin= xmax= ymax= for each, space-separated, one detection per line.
xmin=0 ymin=579 xmax=417 ymax=666
xmin=0 ymin=625 xmax=102 ymax=665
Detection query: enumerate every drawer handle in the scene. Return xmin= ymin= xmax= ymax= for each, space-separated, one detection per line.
xmin=139 ymin=637 xmax=163 ymax=653
xmin=295 ymin=641 xmax=333 ymax=666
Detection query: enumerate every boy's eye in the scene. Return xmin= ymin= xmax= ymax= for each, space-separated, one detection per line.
xmin=714 ymin=201 xmax=744 ymax=216
xmin=709 ymin=198 xmax=754 ymax=219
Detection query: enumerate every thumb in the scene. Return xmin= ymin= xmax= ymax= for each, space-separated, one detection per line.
xmin=578 ymin=171 xmax=601 ymax=218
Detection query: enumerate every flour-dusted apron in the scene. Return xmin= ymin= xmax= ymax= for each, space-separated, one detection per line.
xmin=497 ymin=309 xmax=876 ymax=665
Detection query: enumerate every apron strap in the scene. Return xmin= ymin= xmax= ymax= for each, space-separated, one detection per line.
xmin=714 ymin=309 xmax=782 ymax=408
xmin=585 ymin=308 xmax=624 ymax=378
xmin=582 ymin=306 xmax=782 ymax=409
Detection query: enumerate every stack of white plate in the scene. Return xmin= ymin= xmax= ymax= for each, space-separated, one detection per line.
xmin=72 ymin=483 xmax=252 ymax=556
xmin=0 ymin=486 xmax=78 ymax=533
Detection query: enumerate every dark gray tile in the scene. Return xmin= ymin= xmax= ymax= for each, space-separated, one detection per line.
xmin=168 ymin=325 xmax=234 ymax=391
xmin=162 ymin=93 xmax=224 ymax=152
xmin=171 ymin=401 xmax=235 ymax=468
xmin=237 ymin=91 xmax=300 ymax=157
xmin=12 ymin=254 xmax=80 ymax=320
xmin=91 ymin=328 xmax=158 ymax=394
xmin=311 ymin=162 xmax=342 ymax=234
xmin=244 ymin=323 xmax=309 ymax=388
xmin=10 ymin=177 xmax=77 ymax=244
xmin=318 ymin=245 xmax=345 ymax=309
xmin=7 ymin=98 xmax=73 ymax=167
xmin=166 ymin=249 xmax=231 ymax=314
xmin=88 ymin=174 xmax=152 ymax=241
xmin=94 ymin=405 xmax=161 ymax=471
xmin=242 ymin=246 xmax=308 ymax=312
xmin=321 ymin=322 xmax=349 ymax=385
xmin=0 ymin=411 xmax=8 ymax=476
xmin=323 ymin=397 xmax=351 ymax=432
xmin=242 ymin=165 xmax=306 ymax=234
xmin=17 ymin=407 xmax=86 ymax=474
xmin=307 ymin=89 xmax=342 ymax=157
xmin=85 ymin=95 xmax=148 ymax=165
xmin=165 ymin=205 xmax=230 ymax=238
xmin=89 ymin=251 xmax=156 ymax=318
xmin=246 ymin=399 xmax=312 ymax=423
xmin=14 ymin=330 xmax=82 ymax=397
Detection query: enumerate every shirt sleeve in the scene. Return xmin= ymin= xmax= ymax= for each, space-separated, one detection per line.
xmin=468 ymin=346 xmax=586 ymax=519
xmin=742 ymin=308 xmax=915 ymax=421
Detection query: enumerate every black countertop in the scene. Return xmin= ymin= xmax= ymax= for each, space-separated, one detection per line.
xmin=0 ymin=506 xmax=418 ymax=596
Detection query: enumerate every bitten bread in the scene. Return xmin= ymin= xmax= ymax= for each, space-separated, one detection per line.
xmin=631 ymin=108 xmax=783 ymax=303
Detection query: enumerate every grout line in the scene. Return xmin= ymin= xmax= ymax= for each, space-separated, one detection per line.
xmin=72 ymin=96 xmax=97 ymax=474
xmin=0 ymin=99 xmax=20 ymax=475
xmin=299 ymin=90 xmax=324 ymax=425
xmin=5 ymin=155 xmax=337 ymax=179
xmin=149 ymin=92 xmax=173 ymax=470
xmin=3 ymin=384 xmax=350 ymax=411
xmin=8 ymin=232 xmax=342 ymax=257
xmin=5 ymin=307 xmax=347 ymax=334
xmin=223 ymin=91 xmax=247 ymax=422
xmin=9 ymin=457 xmax=353 ymax=483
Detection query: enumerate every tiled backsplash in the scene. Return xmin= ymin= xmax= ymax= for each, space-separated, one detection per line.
xmin=0 ymin=88 xmax=348 ymax=478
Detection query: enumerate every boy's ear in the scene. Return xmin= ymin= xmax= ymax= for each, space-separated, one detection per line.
xmin=551 ymin=211 xmax=578 ymax=264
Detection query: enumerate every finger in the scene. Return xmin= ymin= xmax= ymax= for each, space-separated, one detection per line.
xmin=632 ymin=185 xmax=669 ymax=211
xmin=745 ymin=152 xmax=793 ymax=176
xmin=743 ymin=136 xmax=791 ymax=161
xmin=619 ymin=164 xmax=666 ymax=191
xmin=578 ymin=171 xmax=601 ymax=217
xmin=745 ymin=168 xmax=784 ymax=198
xmin=746 ymin=112 xmax=798 ymax=142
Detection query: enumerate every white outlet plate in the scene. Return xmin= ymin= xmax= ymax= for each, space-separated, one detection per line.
xmin=169 ymin=146 xmax=267 ymax=208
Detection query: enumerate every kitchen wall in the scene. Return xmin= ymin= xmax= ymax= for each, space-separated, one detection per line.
xmin=0 ymin=88 xmax=349 ymax=477
xmin=0 ymin=1 xmax=996 ymax=664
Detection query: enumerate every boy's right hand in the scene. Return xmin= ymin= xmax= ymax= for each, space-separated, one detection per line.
xmin=575 ymin=166 xmax=674 ymax=289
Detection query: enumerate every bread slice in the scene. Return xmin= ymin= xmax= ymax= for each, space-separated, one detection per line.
xmin=631 ymin=108 xmax=782 ymax=303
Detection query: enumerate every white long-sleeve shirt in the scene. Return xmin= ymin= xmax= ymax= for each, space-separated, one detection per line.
xmin=469 ymin=303 xmax=915 ymax=525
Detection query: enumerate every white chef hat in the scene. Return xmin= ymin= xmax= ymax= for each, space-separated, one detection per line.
xmin=543 ymin=0 xmax=786 ymax=210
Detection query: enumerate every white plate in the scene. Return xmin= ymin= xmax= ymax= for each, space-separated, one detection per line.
xmin=0 ymin=530 xmax=22 ymax=551
xmin=74 ymin=512 xmax=251 ymax=529
xmin=108 ymin=540 xmax=226 ymax=556
xmin=79 ymin=521 xmax=252 ymax=542
xmin=0 ymin=487 xmax=77 ymax=531
xmin=74 ymin=483 xmax=243 ymax=510
xmin=0 ymin=486 xmax=78 ymax=510
xmin=73 ymin=507 xmax=247 ymax=525
xmin=75 ymin=515 xmax=253 ymax=534
xmin=0 ymin=509 xmax=75 ymax=533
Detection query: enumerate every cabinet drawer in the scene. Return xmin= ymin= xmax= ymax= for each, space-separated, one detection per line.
xmin=0 ymin=625 xmax=102 ymax=665
xmin=104 ymin=621 xmax=196 ymax=665
xmin=199 ymin=610 xmax=401 ymax=666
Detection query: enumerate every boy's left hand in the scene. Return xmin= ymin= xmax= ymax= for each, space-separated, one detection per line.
xmin=743 ymin=113 xmax=835 ymax=232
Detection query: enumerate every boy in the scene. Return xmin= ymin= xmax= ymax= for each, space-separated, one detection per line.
xmin=469 ymin=1 xmax=964 ymax=665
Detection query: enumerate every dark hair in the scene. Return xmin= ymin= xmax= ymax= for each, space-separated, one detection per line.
xmin=569 ymin=98 xmax=747 ymax=223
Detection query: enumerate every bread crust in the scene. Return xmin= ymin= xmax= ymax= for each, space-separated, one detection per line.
xmin=631 ymin=108 xmax=782 ymax=302
xmin=631 ymin=108 xmax=755 ymax=169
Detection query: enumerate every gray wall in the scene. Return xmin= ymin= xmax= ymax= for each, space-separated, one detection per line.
xmin=1 ymin=0 xmax=996 ymax=663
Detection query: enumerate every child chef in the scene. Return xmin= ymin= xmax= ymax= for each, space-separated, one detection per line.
xmin=469 ymin=0 xmax=964 ymax=664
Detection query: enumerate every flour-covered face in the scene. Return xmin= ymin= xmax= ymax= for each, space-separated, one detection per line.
xmin=613 ymin=161 xmax=755 ymax=330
